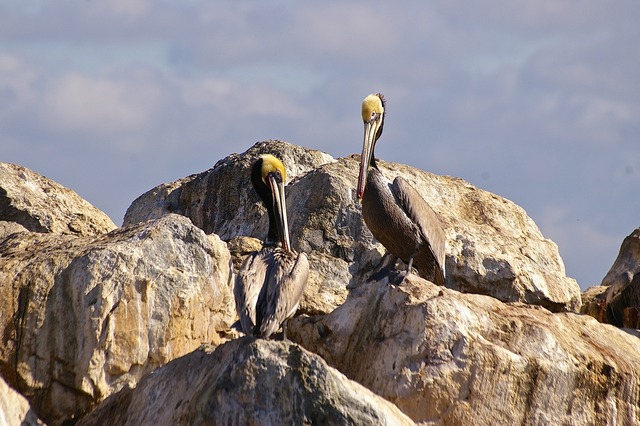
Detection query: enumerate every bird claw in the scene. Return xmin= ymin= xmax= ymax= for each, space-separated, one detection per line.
xmin=369 ymin=266 xmax=394 ymax=282
xmin=388 ymin=269 xmax=409 ymax=286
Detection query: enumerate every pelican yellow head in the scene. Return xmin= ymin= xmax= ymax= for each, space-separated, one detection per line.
xmin=260 ymin=154 xmax=287 ymax=184
xmin=361 ymin=93 xmax=385 ymax=123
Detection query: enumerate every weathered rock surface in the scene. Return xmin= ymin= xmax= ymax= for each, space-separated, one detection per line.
xmin=289 ymin=275 xmax=640 ymax=425
xmin=580 ymin=285 xmax=608 ymax=323
xmin=0 ymin=162 xmax=117 ymax=237
xmin=125 ymin=141 xmax=580 ymax=312
xmin=123 ymin=139 xmax=335 ymax=238
xmin=0 ymin=214 xmax=234 ymax=425
xmin=600 ymin=228 xmax=640 ymax=327
xmin=0 ymin=376 xmax=43 ymax=425
xmin=0 ymin=143 xmax=601 ymax=425
xmin=78 ymin=339 xmax=415 ymax=426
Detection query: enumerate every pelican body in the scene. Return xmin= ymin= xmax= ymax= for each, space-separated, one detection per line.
xmin=357 ymin=93 xmax=446 ymax=285
xmin=234 ymin=154 xmax=309 ymax=338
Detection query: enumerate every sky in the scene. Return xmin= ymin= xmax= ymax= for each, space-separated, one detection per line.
xmin=1 ymin=0 xmax=638 ymax=289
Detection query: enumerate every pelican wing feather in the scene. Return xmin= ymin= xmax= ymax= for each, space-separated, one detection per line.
xmin=391 ymin=176 xmax=446 ymax=278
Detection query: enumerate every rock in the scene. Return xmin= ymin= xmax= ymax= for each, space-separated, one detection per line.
xmin=123 ymin=140 xmax=335 ymax=238
xmin=0 ymin=162 xmax=117 ymax=236
xmin=78 ymin=339 xmax=415 ymax=426
xmin=580 ymin=285 xmax=608 ymax=323
xmin=227 ymin=235 xmax=262 ymax=271
xmin=125 ymin=141 xmax=580 ymax=313
xmin=0 ymin=376 xmax=44 ymax=425
xmin=288 ymin=275 xmax=640 ymax=425
xmin=601 ymin=228 xmax=640 ymax=327
xmin=379 ymin=161 xmax=580 ymax=311
xmin=0 ymin=148 xmax=627 ymax=424
xmin=0 ymin=214 xmax=234 ymax=425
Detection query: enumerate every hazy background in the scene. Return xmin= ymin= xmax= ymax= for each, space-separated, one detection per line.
xmin=2 ymin=1 xmax=638 ymax=289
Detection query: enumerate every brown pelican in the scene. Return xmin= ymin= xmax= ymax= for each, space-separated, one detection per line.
xmin=234 ymin=154 xmax=309 ymax=338
xmin=357 ymin=93 xmax=446 ymax=285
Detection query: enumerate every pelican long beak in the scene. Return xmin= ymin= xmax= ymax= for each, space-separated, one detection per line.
xmin=267 ymin=173 xmax=291 ymax=252
xmin=357 ymin=120 xmax=378 ymax=200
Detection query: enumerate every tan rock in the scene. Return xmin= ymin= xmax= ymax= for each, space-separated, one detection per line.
xmin=78 ymin=339 xmax=415 ymax=426
xmin=124 ymin=142 xmax=580 ymax=313
xmin=580 ymin=285 xmax=607 ymax=322
xmin=0 ymin=376 xmax=44 ymax=425
xmin=289 ymin=275 xmax=640 ymax=425
xmin=0 ymin=162 xmax=117 ymax=236
xmin=0 ymin=214 xmax=234 ymax=425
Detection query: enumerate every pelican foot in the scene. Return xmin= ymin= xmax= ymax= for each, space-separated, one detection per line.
xmin=369 ymin=266 xmax=395 ymax=282
xmin=367 ymin=253 xmax=397 ymax=282
xmin=388 ymin=269 xmax=409 ymax=286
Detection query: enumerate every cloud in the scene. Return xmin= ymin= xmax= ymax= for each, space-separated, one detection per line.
xmin=1 ymin=0 xmax=639 ymax=287
xmin=38 ymin=72 xmax=161 ymax=140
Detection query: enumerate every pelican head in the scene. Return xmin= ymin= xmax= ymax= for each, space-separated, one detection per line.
xmin=251 ymin=154 xmax=291 ymax=251
xmin=357 ymin=93 xmax=386 ymax=200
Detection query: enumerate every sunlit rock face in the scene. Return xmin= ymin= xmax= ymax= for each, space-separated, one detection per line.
xmin=0 ymin=162 xmax=117 ymax=237
xmin=288 ymin=274 xmax=640 ymax=425
xmin=1 ymin=141 xmax=600 ymax=425
xmin=0 ymin=214 xmax=234 ymax=424
xmin=0 ymin=376 xmax=44 ymax=425
xmin=125 ymin=140 xmax=581 ymax=313
xmin=77 ymin=339 xmax=415 ymax=426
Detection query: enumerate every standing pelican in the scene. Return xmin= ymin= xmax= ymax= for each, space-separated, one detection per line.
xmin=357 ymin=93 xmax=446 ymax=285
xmin=234 ymin=154 xmax=309 ymax=338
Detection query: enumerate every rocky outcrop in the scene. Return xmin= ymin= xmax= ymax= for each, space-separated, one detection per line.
xmin=0 ymin=376 xmax=44 ymax=425
xmin=78 ymin=339 xmax=415 ymax=426
xmin=289 ymin=275 xmax=640 ymax=425
xmin=0 ymin=141 xmax=608 ymax=425
xmin=0 ymin=162 xmax=117 ymax=237
xmin=123 ymin=140 xmax=335 ymax=238
xmin=579 ymin=285 xmax=607 ymax=323
xmin=0 ymin=214 xmax=234 ymax=425
xmin=600 ymin=228 xmax=640 ymax=327
xmin=125 ymin=141 xmax=580 ymax=313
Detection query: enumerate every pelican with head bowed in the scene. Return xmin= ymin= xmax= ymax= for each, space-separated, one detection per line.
xmin=234 ymin=154 xmax=309 ymax=338
xmin=357 ymin=93 xmax=446 ymax=285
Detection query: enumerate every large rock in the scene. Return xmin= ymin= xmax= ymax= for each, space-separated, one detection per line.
xmin=78 ymin=339 xmax=415 ymax=426
xmin=601 ymin=227 xmax=640 ymax=327
xmin=125 ymin=141 xmax=580 ymax=312
xmin=0 ymin=376 xmax=44 ymax=425
xmin=0 ymin=214 xmax=234 ymax=425
xmin=0 ymin=162 xmax=117 ymax=236
xmin=579 ymin=285 xmax=607 ymax=323
xmin=123 ymin=139 xmax=335 ymax=238
xmin=288 ymin=275 xmax=640 ymax=425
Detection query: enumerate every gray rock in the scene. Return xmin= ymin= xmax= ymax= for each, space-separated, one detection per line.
xmin=0 ymin=162 xmax=117 ymax=236
xmin=123 ymin=140 xmax=335 ymax=239
xmin=289 ymin=275 xmax=640 ymax=425
xmin=602 ymin=227 xmax=640 ymax=327
xmin=78 ymin=339 xmax=415 ymax=426
xmin=0 ymin=214 xmax=234 ymax=425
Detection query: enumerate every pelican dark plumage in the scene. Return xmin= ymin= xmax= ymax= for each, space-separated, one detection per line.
xmin=357 ymin=93 xmax=446 ymax=285
xmin=234 ymin=154 xmax=309 ymax=338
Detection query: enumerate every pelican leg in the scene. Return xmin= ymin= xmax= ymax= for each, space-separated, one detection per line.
xmin=282 ymin=319 xmax=289 ymax=342
xmin=389 ymin=252 xmax=417 ymax=286
xmin=405 ymin=256 xmax=415 ymax=275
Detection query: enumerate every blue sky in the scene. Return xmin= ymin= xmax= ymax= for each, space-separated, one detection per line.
xmin=1 ymin=0 xmax=639 ymax=289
